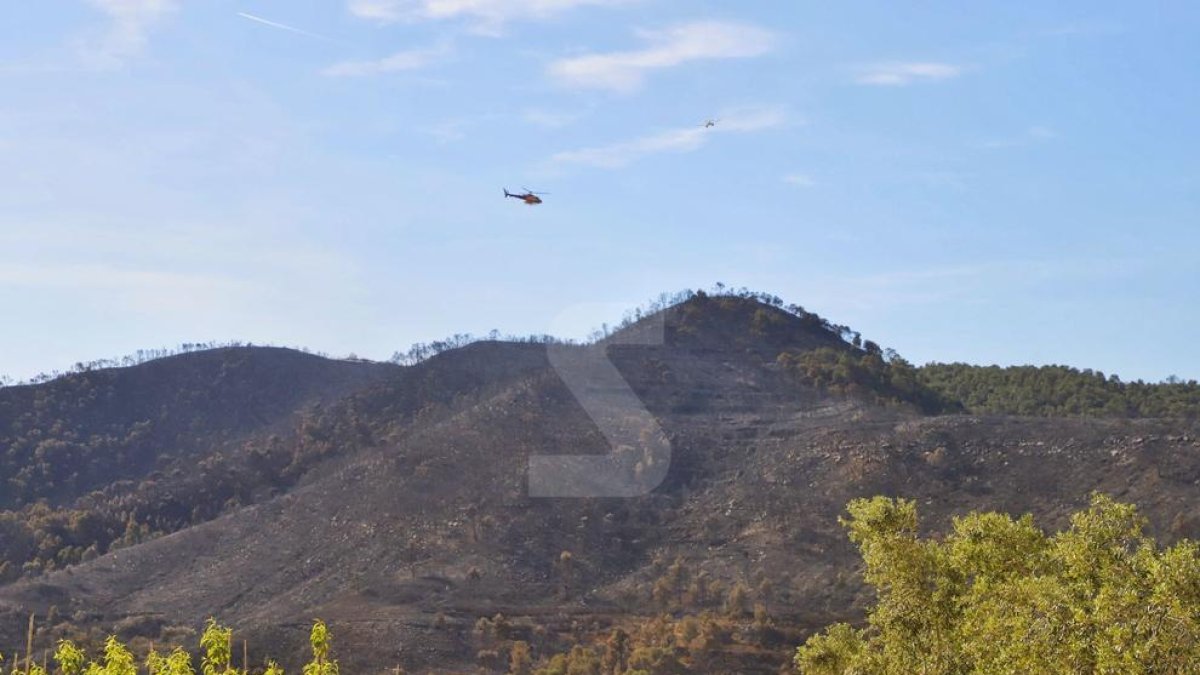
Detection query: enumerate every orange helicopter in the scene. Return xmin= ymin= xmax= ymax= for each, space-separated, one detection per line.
xmin=504 ymin=188 xmax=547 ymax=205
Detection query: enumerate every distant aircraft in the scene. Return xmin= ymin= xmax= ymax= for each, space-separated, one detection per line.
xmin=504 ymin=188 xmax=546 ymax=205
xmin=704 ymin=119 xmax=718 ymax=128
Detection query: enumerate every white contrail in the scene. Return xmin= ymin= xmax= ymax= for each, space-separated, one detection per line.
xmin=236 ymin=12 xmax=337 ymax=43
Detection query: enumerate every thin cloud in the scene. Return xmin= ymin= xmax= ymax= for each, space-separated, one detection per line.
xmin=347 ymin=0 xmax=634 ymax=33
xmin=1042 ymin=20 xmax=1124 ymax=38
xmin=798 ymin=258 xmax=1141 ymax=314
xmin=421 ymin=118 xmax=472 ymax=143
xmin=0 ymin=261 xmax=252 ymax=315
xmin=1028 ymin=125 xmax=1057 ymax=140
xmin=910 ymin=170 xmax=968 ymax=191
xmin=321 ymin=44 xmax=449 ymax=77
xmin=978 ymin=125 xmax=1059 ymax=149
xmin=783 ymin=173 xmax=816 ymax=188
xmin=552 ymin=107 xmax=786 ymax=168
xmin=523 ymin=109 xmax=581 ymax=129
xmin=237 ymin=12 xmax=338 ymax=43
xmin=854 ymin=61 xmax=963 ymax=86
xmin=550 ymin=21 xmax=774 ymax=93
xmin=80 ymin=0 xmax=178 ymax=67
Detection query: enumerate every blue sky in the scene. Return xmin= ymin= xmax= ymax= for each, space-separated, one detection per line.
xmin=1 ymin=1 xmax=1197 ymax=382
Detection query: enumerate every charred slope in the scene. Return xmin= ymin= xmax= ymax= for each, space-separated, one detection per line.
xmin=0 ymin=347 xmax=397 ymax=509
xmin=1 ymin=296 xmax=1198 ymax=673
xmin=0 ymin=348 xmax=398 ymax=583
xmin=0 ymin=341 xmax=556 ymax=584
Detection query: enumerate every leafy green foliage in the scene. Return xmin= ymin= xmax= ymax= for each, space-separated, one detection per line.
xmin=98 ymin=637 xmax=138 ymax=675
xmin=146 ymin=647 xmax=194 ymax=675
xmin=795 ymin=495 xmax=1200 ymax=673
xmin=33 ymin=619 xmax=333 ymax=675
xmin=54 ymin=638 xmax=87 ymax=667
xmin=780 ymin=352 xmax=1200 ymax=420
xmin=55 ymin=640 xmax=87 ymax=675
xmin=918 ymin=363 xmax=1200 ymax=419
xmin=302 ymin=620 xmax=337 ymax=675
xmin=200 ymin=619 xmax=233 ymax=675
xmin=778 ymin=348 xmax=956 ymax=414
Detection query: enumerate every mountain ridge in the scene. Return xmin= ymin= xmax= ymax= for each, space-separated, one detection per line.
xmin=2 ymin=291 xmax=1199 ymax=673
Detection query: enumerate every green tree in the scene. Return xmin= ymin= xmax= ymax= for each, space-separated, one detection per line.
xmin=200 ymin=619 xmax=234 ymax=675
xmin=302 ymin=620 xmax=338 ymax=675
xmin=98 ymin=637 xmax=137 ymax=675
xmin=156 ymin=648 xmax=196 ymax=675
xmin=796 ymin=494 xmax=1200 ymax=674
xmin=54 ymin=641 xmax=87 ymax=675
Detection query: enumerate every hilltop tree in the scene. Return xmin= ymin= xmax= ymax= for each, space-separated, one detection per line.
xmin=724 ymin=583 xmax=749 ymax=618
xmin=795 ymin=494 xmax=1200 ymax=673
xmin=557 ymin=550 xmax=575 ymax=600
xmin=601 ymin=628 xmax=630 ymax=674
xmin=508 ymin=641 xmax=532 ymax=675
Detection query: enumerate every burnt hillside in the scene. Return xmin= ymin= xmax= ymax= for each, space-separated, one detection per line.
xmin=1 ymin=293 xmax=1198 ymax=673
xmin=0 ymin=347 xmax=397 ymax=509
